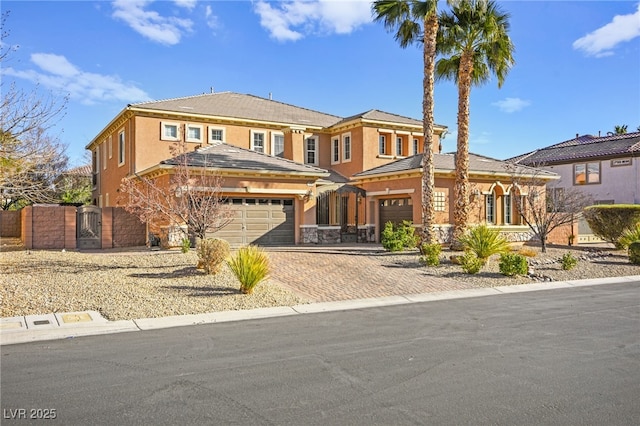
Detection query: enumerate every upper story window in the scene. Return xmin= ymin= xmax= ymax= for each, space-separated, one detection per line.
xmin=305 ymin=136 xmax=318 ymax=165
xmin=102 ymin=141 xmax=107 ymax=170
xmin=271 ymin=132 xmax=284 ymax=158
xmin=186 ymin=124 xmax=203 ymax=143
xmin=413 ymin=138 xmax=420 ymax=155
xmin=331 ymin=137 xmax=340 ymax=164
xmin=251 ymin=130 xmax=266 ymax=153
xmin=396 ymin=137 xmax=404 ymax=156
xmin=208 ymin=126 xmax=225 ymax=144
xmin=118 ymin=130 xmax=125 ymax=166
xmin=485 ymin=192 xmax=495 ymax=224
xmin=342 ymin=133 xmax=351 ymax=162
xmin=574 ymin=162 xmax=600 ymax=185
xmin=379 ymin=135 xmax=388 ymax=155
xmin=161 ymin=122 xmax=180 ymax=141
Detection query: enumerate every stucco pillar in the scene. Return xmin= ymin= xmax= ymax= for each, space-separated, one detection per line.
xmin=283 ymin=126 xmax=306 ymax=164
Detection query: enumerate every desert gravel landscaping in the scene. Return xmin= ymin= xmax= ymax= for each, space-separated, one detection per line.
xmin=1 ymin=244 xmax=638 ymax=321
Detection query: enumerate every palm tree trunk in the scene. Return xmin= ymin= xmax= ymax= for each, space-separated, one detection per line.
xmin=451 ymin=51 xmax=473 ymax=248
xmin=421 ymin=11 xmax=439 ymax=245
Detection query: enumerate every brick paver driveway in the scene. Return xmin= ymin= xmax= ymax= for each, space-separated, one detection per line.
xmin=266 ymin=244 xmax=473 ymax=302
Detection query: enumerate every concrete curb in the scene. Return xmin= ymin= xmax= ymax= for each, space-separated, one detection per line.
xmin=1 ymin=275 xmax=638 ymax=346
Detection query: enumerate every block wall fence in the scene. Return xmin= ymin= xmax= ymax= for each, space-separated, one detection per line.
xmin=0 ymin=206 xmax=145 ymax=250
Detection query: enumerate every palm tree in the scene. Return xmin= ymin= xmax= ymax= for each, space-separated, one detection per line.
xmin=373 ymin=0 xmax=441 ymax=244
xmin=435 ymin=0 xmax=514 ymax=247
xmin=614 ymin=124 xmax=628 ymax=134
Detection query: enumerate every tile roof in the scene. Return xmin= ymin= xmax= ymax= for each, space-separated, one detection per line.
xmin=335 ymin=109 xmax=446 ymax=129
xmin=353 ymin=152 xmax=557 ymax=178
xmin=131 ymin=92 xmax=342 ymax=128
xmin=508 ymin=132 xmax=640 ymax=165
xmin=161 ymin=142 xmax=329 ymax=177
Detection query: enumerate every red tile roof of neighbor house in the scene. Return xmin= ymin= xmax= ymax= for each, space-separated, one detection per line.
xmin=508 ymin=132 xmax=640 ymax=166
xmin=65 ymin=164 xmax=92 ymax=176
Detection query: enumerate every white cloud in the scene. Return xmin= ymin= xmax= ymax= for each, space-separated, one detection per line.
xmin=492 ymin=97 xmax=531 ymax=113
xmin=3 ymin=53 xmax=151 ymax=105
xmin=111 ymin=0 xmax=194 ymax=45
xmin=205 ymin=5 xmax=221 ymax=32
xmin=254 ymin=0 xmax=373 ymax=42
xmin=573 ymin=4 xmax=640 ymax=57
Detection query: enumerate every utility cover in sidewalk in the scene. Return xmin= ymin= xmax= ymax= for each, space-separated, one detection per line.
xmin=61 ymin=313 xmax=92 ymax=323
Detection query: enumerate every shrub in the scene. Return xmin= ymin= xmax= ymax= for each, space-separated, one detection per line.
xmin=381 ymin=220 xmax=418 ymax=252
xmin=196 ymin=238 xmax=230 ymax=275
xmin=629 ymin=241 xmax=640 ymax=265
xmin=419 ymin=243 xmax=442 ymax=267
xmin=180 ymin=237 xmax=191 ymax=254
xmin=560 ymin=252 xmax=578 ymax=271
xmin=583 ymin=204 xmax=640 ymax=248
xmin=618 ymin=225 xmax=640 ymax=250
xmin=499 ymin=253 xmax=529 ymax=277
xmin=457 ymin=224 xmax=510 ymax=263
xmin=517 ymin=247 xmax=538 ymax=258
xmin=460 ymin=251 xmax=484 ymax=274
xmin=227 ymin=245 xmax=270 ymax=294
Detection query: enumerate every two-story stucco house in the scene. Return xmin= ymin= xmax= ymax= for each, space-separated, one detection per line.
xmin=87 ymin=91 xmax=555 ymax=246
xmin=509 ymin=131 xmax=640 ymax=243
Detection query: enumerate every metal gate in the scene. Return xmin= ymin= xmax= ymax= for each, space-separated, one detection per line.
xmin=77 ymin=205 xmax=102 ymax=249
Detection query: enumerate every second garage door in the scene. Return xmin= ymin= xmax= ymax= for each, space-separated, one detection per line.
xmin=379 ymin=197 xmax=413 ymax=237
xmin=211 ymin=198 xmax=295 ymax=246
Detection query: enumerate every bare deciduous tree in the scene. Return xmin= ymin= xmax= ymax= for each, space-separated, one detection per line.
xmin=508 ymin=164 xmax=593 ymax=253
xmin=1 ymin=11 xmax=69 ymax=210
xmin=119 ymin=142 xmax=233 ymax=246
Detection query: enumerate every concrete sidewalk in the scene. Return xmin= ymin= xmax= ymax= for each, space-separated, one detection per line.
xmin=2 ymin=275 xmax=638 ymax=346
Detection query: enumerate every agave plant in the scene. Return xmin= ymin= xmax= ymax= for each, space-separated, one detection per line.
xmin=456 ymin=224 xmax=510 ymax=263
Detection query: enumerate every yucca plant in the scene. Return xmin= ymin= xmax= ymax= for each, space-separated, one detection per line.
xmin=226 ymin=245 xmax=270 ymax=294
xmin=456 ymin=224 xmax=510 ymax=263
xmin=618 ymin=225 xmax=640 ymax=250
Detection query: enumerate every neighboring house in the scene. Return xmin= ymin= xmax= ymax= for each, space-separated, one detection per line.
xmin=508 ymin=131 xmax=640 ymax=243
xmin=86 ymin=91 xmax=555 ymax=246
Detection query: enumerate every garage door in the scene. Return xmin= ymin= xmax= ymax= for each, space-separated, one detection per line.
xmin=379 ymin=197 xmax=413 ymax=236
xmin=211 ymin=198 xmax=295 ymax=246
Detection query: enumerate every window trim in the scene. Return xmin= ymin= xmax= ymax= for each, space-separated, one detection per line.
xmin=485 ymin=192 xmax=495 ymax=224
xmin=108 ymin=135 xmax=112 ymax=159
xmin=118 ymin=130 xmax=125 ymax=166
xmin=304 ymin=136 xmax=318 ymax=166
xmin=185 ymin=123 xmax=203 ymax=143
xmin=160 ymin=121 xmax=180 ymax=142
xmin=413 ymin=138 xmax=419 ymax=156
xmin=342 ymin=132 xmax=352 ymax=163
xmin=574 ymin=161 xmax=601 ymax=185
xmin=379 ymin=135 xmax=387 ymax=155
xmin=250 ymin=130 xmax=266 ymax=153
xmin=331 ymin=137 xmax=340 ymax=165
xmin=208 ymin=126 xmax=226 ymax=144
xmin=271 ymin=131 xmax=284 ymax=158
xmin=102 ymin=141 xmax=107 ymax=170
xmin=503 ymin=193 xmax=512 ymax=224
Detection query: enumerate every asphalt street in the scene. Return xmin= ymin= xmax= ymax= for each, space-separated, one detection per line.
xmin=2 ymin=282 xmax=639 ymax=425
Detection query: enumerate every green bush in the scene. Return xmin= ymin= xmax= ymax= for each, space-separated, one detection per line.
xmin=499 ymin=253 xmax=529 ymax=277
xmin=227 ymin=245 xmax=270 ymax=294
xmin=560 ymin=252 xmax=578 ymax=271
xmin=196 ymin=238 xmax=230 ymax=275
xmin=381 ymin=220 xmax=418 ymax=252
xmin=460 ymin=251 xmax=484 ymax=274
xmin=618 ymin=225 xmax=640 ymax=250
xmin=419 ymin=243 xmax=442 ymax=267
xmin=629 ymin=241 xmax=640 ymax=265
xmin=583 ymin=204 xmax=640 ymax=248
xmin=457 ymin=224 xmax=510 ymax=263
xmin=180 ymin=237 xmax=191 ymax=254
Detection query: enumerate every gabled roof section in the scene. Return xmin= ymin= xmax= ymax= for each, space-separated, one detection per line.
xmin=333 ymin=109 xmax=447 ymax=129
xmin=508 ymin=132 xmax=640 ymax=165
xmin=161 ymin=142 xmax=329 ymax=177
xmin=130 ymin=92 xmax=342 ymax=128
xmin=353 ymin=152 xmax=557 ymax=179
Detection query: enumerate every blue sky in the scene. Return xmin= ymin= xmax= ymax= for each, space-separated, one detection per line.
xmin=3 ymin=1 xmax=640 ymax=166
